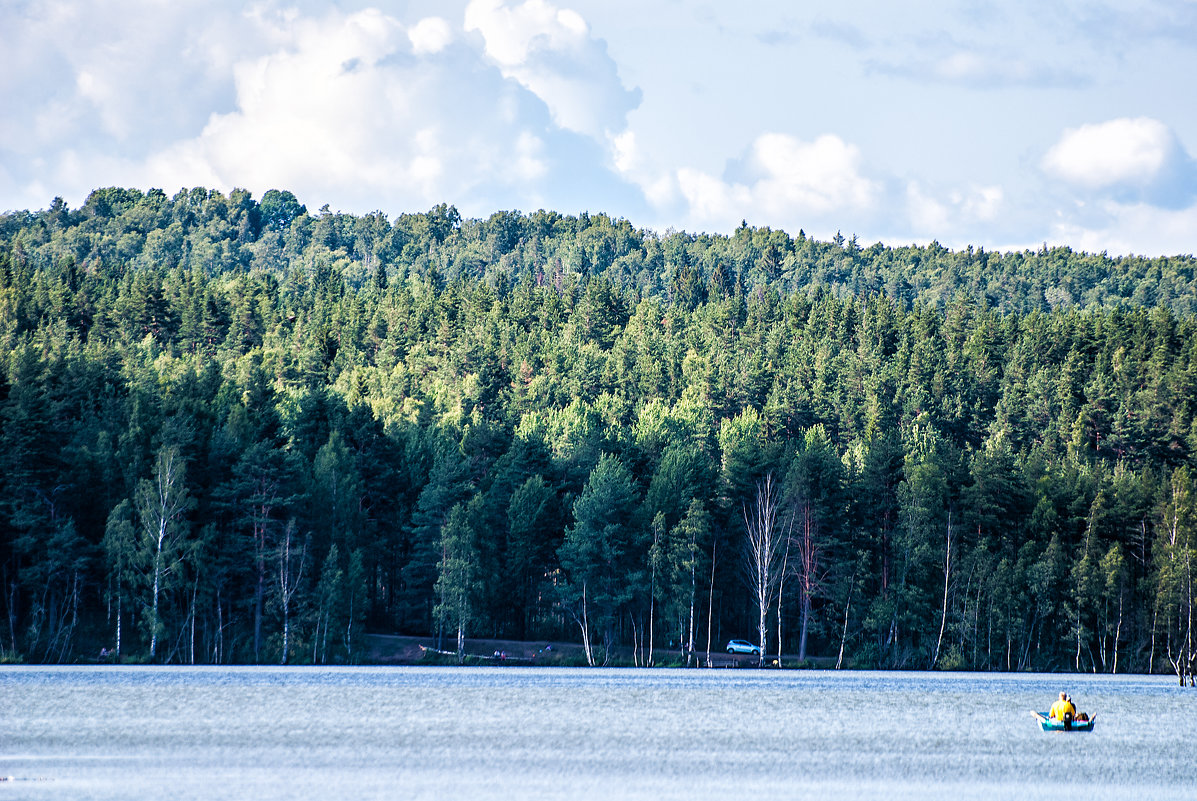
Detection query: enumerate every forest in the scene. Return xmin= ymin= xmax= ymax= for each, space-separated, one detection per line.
xmin=1 ymin=185 xmax=1196 ymax=676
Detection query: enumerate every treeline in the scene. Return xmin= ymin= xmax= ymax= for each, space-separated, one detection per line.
xmin=5 ymin=186 xmax=1197 ymax=315
xmin=0 ymin=186 xmax=1195 ymax=676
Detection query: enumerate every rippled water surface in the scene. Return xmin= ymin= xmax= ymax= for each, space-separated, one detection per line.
xmin=2 ymin=666 xmax=1195 ymax=800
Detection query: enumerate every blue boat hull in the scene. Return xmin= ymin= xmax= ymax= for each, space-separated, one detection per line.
xmin=1033 ymin=711 xmax=1096 ymax=732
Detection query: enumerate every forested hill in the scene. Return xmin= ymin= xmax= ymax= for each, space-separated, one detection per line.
xmin=5 ymin=187 xmax=1197 ymax=314
xmin=1 ymin=185 xmax=1196 ymax=676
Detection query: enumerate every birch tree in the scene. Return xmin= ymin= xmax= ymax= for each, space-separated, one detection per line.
xmin=931 ymin=510 xmax=953 ymax=670
xmin=102 ymin=501 xmax=137 ymax=657
xmin=1155 ymin=467 xmax=1196 ymax=684
xmin=218 ymin=441 xmax=300 ymax=663
xmin=344 ymin=548 xmax=367 ymax=662
xmin=648 ymin=512 xmax=665 ymax=666
xmin=276 ymin=520 xmax=307 ymax=665
xmin=134 ymin=446 xmax=194 ymax=660
xmin=434 ymin=503 xmax=477 ymax=663
xmin=669 ymin=500 xmax=711 ymax=666
xmin=1101 ymin=543 xmax=1129 ymax=674
xmin=312 ymin=544 xmax=343 ymax=665
xmin=743 ymin=472 xmax=784 ymax=667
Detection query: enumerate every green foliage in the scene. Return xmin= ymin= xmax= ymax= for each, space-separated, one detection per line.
xmin=434 ymin=502 xmax=478 ymax=661
xmin=558 ymin=454 xmax=643 ymax=662
xmin=1 ymin=186 xmax=1197 ymax=671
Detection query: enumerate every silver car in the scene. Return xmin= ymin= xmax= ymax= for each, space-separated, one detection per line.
xmin=726 ymin=639 xmax=760 ymax=655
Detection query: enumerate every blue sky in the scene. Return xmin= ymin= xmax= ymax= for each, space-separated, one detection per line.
xmin=3 ymin=0 xmax=1196 ymax=255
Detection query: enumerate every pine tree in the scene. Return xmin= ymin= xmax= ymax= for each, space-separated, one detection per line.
xmin=558 ymin=454 xmax=642 ymax=665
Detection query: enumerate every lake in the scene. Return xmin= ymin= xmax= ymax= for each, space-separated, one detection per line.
xmin=2 ymin=666 xmax=1195 ymax=800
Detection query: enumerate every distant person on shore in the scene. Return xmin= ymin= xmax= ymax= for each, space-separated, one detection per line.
xmin=1048 ymin=692 xmax=1076 ymax=729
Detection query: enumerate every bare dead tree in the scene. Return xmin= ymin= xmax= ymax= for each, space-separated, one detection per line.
xmin=743 ymin=473 xmax=785 ymax=668
xmin=793 ymin=494 xmax=830 ymax=663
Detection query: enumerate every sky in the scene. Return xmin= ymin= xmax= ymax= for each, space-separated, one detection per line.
xmin=2 ymin=0 xmax=1196 ymax=256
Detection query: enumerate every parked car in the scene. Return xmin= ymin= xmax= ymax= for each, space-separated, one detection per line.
xmin=726 ymin=639 xmax=760 ymax=655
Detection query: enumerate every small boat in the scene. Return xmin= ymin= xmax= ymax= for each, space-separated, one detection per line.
xmin=1032 ymin=711 xmax=1096 ymax=732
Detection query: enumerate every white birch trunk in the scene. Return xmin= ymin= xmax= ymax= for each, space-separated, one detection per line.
xmin=150 ymin=520 xmax=166 ymax=658
xmin=580 ymin=581 xmax=594 ymax=667
xmin=648 ymin=557 xmax=656 ymax=668
xmin=1113 ymin=592 xmax=1123 ymax=674
xmin=705 ymin=538 xmax=716 ymax=668
xmin=836 ymin=587 xmax=852 ymax=670
xmin=686 ymin=558 xmax=697 ymax=667
xmin=931 ymin=511 xmax=952 ymax=669
xmin=744 ymin=473 xmax=782 ymax=668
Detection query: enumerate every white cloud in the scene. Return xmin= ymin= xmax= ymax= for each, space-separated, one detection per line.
xmin=0 ymin=2 xmax=642 ymax=218
xmin=674 ymin=133 xmax=878 ymax=234
xmin=1048 ymin=201 xmax=1197 ymax=257
xmin=508 ymin=131 xmax=548 ymax=183
xmin=2 ymin=1 xmax=1194 ymax=258
xmin=933 ymin=51 xmax=1038 ymax=85
xmin=963 ymin=185 xmax=1003 ymax=222
xmin=611 ymin=129 xmax=637 ymax=176
xmin=611 ymin=129 xmax=678 ymax=209
xmin=907 ymin=182 xmax=1003 ymax=234
xmin=464 ymin=0 xmax=639 ymax=141
xmin=749 ymin=134 xmax=877 ymax=216
xmin=409 ymin=17 xmax=453 ymax=55
xmin=140 ymin=7 xmax=561 ymax=209
xmin=465 ymin=0 xmax=586 ymax=65
xmin=1043 ymin=117 xmax=1176 ymax=189
xmin=145 ymin=9 xmax=416 ymax=195
xmin=0 ymin=1 xmax=250 ymax=158
xmin=676 ymin=168 xmax=752 ymax=224
xmin=906 ymin=182 xmax=950 ymax=233
xmin=868 ymin=46 xmax=1085 ymax=89
xmin=1041 ymin=117 xmax=1197 ymax=215
xmin=0 ymin=0 xmax=262 ymax=209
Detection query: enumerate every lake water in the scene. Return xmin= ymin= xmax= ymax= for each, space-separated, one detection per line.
xmin=2 ymin=666 xmax=1195 ymax=800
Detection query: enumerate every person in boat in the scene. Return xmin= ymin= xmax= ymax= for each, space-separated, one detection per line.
xmin=1048 ymin=692 xmax=1077 ymax=727
xmin=1066 ymin=694 xmax=1090 ymax=723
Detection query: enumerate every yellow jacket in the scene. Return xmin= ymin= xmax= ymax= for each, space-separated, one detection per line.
xmin=1049 ymin=699 xmax=1076 ymax=720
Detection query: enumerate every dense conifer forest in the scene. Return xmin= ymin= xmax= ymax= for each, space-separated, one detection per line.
xmin=2 ymin=185 xmax=1197 ymax=675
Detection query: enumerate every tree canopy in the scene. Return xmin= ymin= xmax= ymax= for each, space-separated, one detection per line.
xmin=1 ymin=186 xmax=1196 ymax=676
